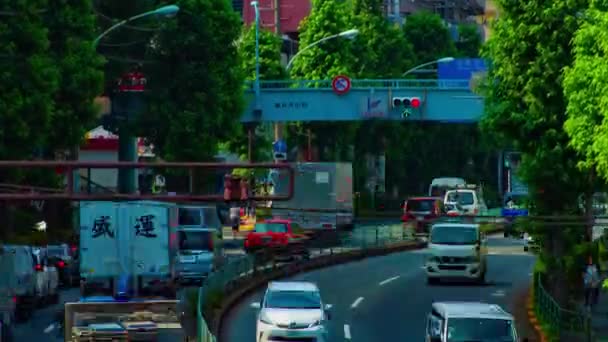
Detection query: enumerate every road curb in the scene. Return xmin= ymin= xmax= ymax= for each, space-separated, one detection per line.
xmin=212 ymin=240 xmax=427 ymax=337
xmin=527 ymin=288 xmax=548 ymax=342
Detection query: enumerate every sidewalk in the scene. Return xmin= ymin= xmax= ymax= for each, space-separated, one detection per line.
xmin=587 ymin=290 xmax=608 ymax=340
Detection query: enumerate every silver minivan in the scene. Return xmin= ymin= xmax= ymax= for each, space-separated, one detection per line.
xmin=172 ymin=206 xmax=221 ymax=285
xmin=426 ymin=302 xmax=528 ymax=342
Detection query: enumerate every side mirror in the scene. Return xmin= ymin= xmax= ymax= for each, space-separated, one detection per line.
xmin=324 ymin=304 xmax=333 ymax=311
xmin=250 ymin=302 xmax=261 ymax=309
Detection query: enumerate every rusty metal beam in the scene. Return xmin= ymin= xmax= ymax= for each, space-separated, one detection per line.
xmin=0 ymin=161 xmax=295 ymax=201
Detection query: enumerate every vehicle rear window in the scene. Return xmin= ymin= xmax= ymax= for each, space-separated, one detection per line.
xmin=179 ymin=208 xmax=201 ymax=226
xmin=406 ymin=200 xmax=435 ymax=212
xmin=201 ymin=207 xmax=221 ymax=228
xmin=255 ymin=223 xmax=287 ymax=233
xmin=446 ymin=318 xmax=515 ymax=341
xmin=447 ymin=191 xmax=475 ymax=206
xmin=47 ymin=247 xmax=65 ymax=257
xmin=178 ymin=231 xmax=213 ymax=251
xmin=265 ymin=290 xmax=321 ymax=309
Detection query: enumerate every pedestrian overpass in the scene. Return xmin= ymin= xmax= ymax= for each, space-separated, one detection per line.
xmin=241 ymin=78 xmax=484 ymax=123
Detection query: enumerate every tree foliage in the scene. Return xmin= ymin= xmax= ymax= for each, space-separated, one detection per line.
xmin=351 ymin=0 xmax=415 ymax=78
xmin=564 ymin=7 xmax=608 ymax=181
xmin=46 ymin=0 xmax=105 ymax=150
xmin=239 ymin=26 xmax=287 ymax=81
xmin=482 ymin=0 xmax=589 ymax=302
xmin=138 ymin=0 xmax=244 ymax=161
xmin=0 ymin=0 xmax=58 ymax=161
xmin=402 ymin=11 xmax=456 ymax=65
xmin=455 ymin=23 xmax=482 ymax=58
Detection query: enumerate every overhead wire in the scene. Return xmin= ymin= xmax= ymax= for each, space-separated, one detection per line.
xmin=92 ymin=1 xmax=161 ymax=32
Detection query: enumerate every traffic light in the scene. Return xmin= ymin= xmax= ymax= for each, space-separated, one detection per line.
xmin=392 ymin=97 xmax=421 ymax=118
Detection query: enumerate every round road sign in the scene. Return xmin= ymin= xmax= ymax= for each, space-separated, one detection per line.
xmin=332 ymin=75 xmax=351 ymax=95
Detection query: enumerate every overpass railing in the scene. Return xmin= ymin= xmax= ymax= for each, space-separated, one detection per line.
xmin=244 ymin=79 xmax=473 ymax=90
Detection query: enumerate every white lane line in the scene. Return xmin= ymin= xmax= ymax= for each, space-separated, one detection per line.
xmin=351 ymin=296 xmax=364 ymax=308
xmin=379 ymin=275 xmax=400 ymax=286
xmin=344 ymin=324 xmax=352 ymax=339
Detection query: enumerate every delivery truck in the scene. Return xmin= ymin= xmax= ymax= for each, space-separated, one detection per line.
xmin=79 ymin=201 xmax=177 ymax=297
xmin=267 ymin=162 xmax=354 ymax=231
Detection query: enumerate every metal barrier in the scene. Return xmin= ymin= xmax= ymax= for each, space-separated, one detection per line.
xmin=195 ymin=224 xmax=418 ymax=341
xmin=533 ymin=272 xmax=591 ymax=341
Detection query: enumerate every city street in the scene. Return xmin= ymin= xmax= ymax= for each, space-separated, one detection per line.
xmin=220 ymin=235 xmax=536 ymax=341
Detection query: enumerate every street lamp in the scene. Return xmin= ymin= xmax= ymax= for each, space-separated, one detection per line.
xmin=93 ymin=5 xmax=180 ymax=47
xmin=401 ymin=57 xmax=454 ymax=77
xmin=285 ymin=29 xmax=360 ymax=71
xmin=92 ymin=4 xmax=179 ymax=194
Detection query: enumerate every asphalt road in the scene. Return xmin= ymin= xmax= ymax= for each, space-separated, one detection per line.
xmin=220 ymin=235 xmax=536 ymax=342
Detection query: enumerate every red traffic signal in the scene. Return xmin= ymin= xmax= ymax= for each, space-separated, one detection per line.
xmin=410 ymin=97 xmax=421 ymax=108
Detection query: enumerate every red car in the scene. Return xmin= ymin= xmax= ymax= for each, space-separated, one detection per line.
xmin=244 ymin=219 xmax=307 ymax=253
xmin=401 ymin=197 xmax=445 ymax=234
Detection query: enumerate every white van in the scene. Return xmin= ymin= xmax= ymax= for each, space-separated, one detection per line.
xmin=1 ymin=245 xmax=38 ymax=321
xmin=444 ymin=185 xmax=487 ymax=216
xmin=426 ymin=302 xmax=526 ymax=342
xmin=429 ymin=178 xmax=466 ymax=197
xmin=425 ymin=223 xmax=487 ymax=284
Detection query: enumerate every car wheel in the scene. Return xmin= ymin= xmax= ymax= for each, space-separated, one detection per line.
xmin=478 ymin=271 xmax=486 ymax=285
xmin=524 ymin=246 xmax=529 ymax=252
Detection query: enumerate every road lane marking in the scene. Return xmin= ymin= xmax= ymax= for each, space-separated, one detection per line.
xmin=351 ymin=296 xmax=364 ymax=308
xmin=344 ymin=324 xmax=351 ymax=339
xmin=379 ymin=276 xmax=400 ymax=286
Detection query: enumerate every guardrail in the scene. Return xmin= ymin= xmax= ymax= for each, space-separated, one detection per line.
xmin=243 ymin=79 xmax=473 ymax=90
xmin=533 ymin=272 xmax=591 ymax=341
xmin=195 ymin=224 xmax=419 ymax=341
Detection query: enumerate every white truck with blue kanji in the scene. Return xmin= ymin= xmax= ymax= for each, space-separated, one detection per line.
xmin=79 ymin=201 xmax=177 ymax=298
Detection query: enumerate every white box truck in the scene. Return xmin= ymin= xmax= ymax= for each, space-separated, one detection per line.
xmin=79 ymin=201 xmax=177 ymax=297
xmin=268 ymin=162 xmax=354 ymax=231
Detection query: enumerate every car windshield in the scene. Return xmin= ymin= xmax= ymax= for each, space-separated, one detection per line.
xmin=407 ymin=199 xmax=434 ymax=212
xmin=47 ymin=246 xmax=65 ymax=257
xmin=447 ymin=318 xmax=516 ymax=342
xmin=265 ymin=290 xmax=322 ymax=309
xmin=178 ymin=231 xmax=213 ymax=251
xmin=255 ymin=223 xmax=288 ymax=233
xmin=179 ymin=208 xmax=201 ymax=226
xmin=430 ymin=226 xmax=478 ymax=245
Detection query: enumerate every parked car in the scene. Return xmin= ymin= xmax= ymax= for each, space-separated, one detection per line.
xmin=402 ymin=197 xmax=445 ymax=234
xmin=1 ymin=245 xmax=37 ymax=321
xmin=47 ymin=243 xmax=79 ymax=287
xmin=32 ymin=248 xmax=59 ymax=306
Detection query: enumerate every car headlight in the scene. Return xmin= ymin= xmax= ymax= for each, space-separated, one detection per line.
xmin=427 ymin=256 xmax=440 ymax=263
xmin=259 ymin=312 xmax=274 ymax=325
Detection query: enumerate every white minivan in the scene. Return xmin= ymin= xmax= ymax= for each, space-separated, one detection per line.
xmin=425 ymin=302 xmax=528 ymax=342
xmin=425 ymin=223 xmax=487 ymax=284
xmin=444 ymin=185 xmax=487 ymax=216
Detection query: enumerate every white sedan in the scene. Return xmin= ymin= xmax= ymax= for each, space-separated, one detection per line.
xmin=251 ymin=281 xmax=332 ymax=342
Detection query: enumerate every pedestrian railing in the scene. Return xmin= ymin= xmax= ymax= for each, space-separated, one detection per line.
xmin=534 ymin=272 xmax=591 ymax=341
xmin=195 ymin=224 xmax=418 ymax=341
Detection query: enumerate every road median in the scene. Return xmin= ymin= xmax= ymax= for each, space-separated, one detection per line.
xmin=211 ymin=239 xmax=426 ymax=335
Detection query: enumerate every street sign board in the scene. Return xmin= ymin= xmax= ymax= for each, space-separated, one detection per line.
xmin=438 ymin=58 xmax=487 ymax=80
xmin=272 ymin=140 xmax=287 ymax=161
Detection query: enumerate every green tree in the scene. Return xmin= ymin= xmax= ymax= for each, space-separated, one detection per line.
xmin=482 ymin=0 xmax=589 ymax=303
xmin=564 ymin=7 xmax=608 ymax=180
xmin=402 ymin=11 xmax=456 ymax=65
xmin=455 ymin=23 xmax=482 ymax=58
xmin=290 ymin=0 xmax=355 ymax=79
xmin=351 ymin=0 xmax=415 ymax=78
xmin=0 ymin=1 xmax=59 ymax=161
xmin=46 ymin=0 xmax=105 ymax=151
xmin=239 ymin=26 xmax=288 ymax=81
xmin=139 ymin=0 xmax=244 ymax=162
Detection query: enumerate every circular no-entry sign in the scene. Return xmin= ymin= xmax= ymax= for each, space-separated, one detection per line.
xmin=332 ymin=75 xmax=351 ymax=95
